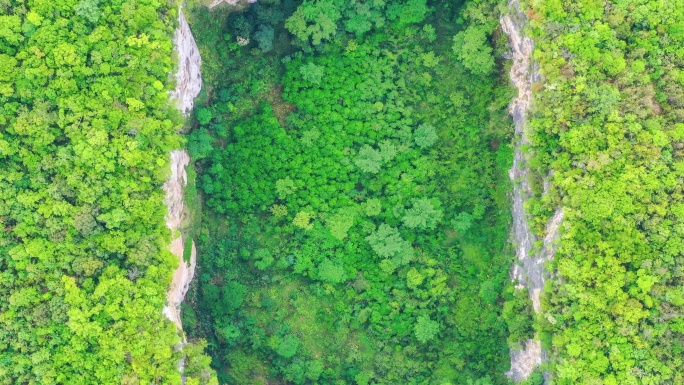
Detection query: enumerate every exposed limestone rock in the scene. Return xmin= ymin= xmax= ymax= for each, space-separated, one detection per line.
xmin=162 ymin=150 xmax=197 ymax=333
xmin=541 ymin=208 xmax=564 ymax=262
xmin=502 ymin=0 xmax=563 ymax=382
xmin=164 ymin=150 xmax=190 ymax=231
xmin=164 ymin=7 xmax=202 ymax=335
xmin=163 ymin=237 xmax=197 ymax=331
xmin=529 ymin=208 xmax=564 ymax=312
xmin=502 ymin=0 xmax=540 ymax=293
xmin=506 ymin=339 xmax=543 ymax=382
xmin=162 ymin=7 xmax=204 ymax=382
xmin=171 ymin=11 xmax=202 ymax=116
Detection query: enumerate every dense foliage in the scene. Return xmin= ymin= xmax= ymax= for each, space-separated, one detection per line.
xmin=527 ymin=0 xmax=684 ymax=383
xmin=0 ymin=0 xmax=214 ymax=383
xmin=183 ymin=0 xmax=529 ymax=383
xmin=4 ymin=0 xmax=681 ymax=382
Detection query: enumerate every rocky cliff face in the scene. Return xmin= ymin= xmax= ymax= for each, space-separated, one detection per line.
xmin=501 ymin=0 xmax=541 ymax=312
xmin=164 ymin=10 xmax=202 ymax=330
xmin=163 ymin=8 xmax=203 ymax=380
xmin=171 ymin=10 xmax=202 ymax=116
xmin=163 ymin=7 xmax=202 ymax=335
xmin=163 ymin=150 xmax=197 ymax=333
xmin=501 ymin=0 xmax=563 ymax=381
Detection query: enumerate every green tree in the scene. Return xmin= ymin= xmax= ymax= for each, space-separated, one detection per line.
xmin=276 ymin=177 xmax=296 ymax=199
xmin=402 ymin=198 xmax=443 ymax=230
xmin=0 ymin=15 xmax=23 ymax=48
xmin=452 ymin=25 xmax=494 ymax=76
xmin=300 ymin=62 xmax=324 ymax=85
xmin=363 ymin=198 xmax=382 ymax=216
xmin=355 ymin=145 xmax=383 ymax=173
xmin=387 ymin=0 xmax=429 ymax=26
xmin=254 ymin=24 xmax=275 ymax=52
xmin=521 ymin=372 xmax=544 ymax=385
xmin=285 ymin=0 xmax=342 ymax=45
xmin=0 ymin=54 xmax=17 ymax=97
xmin=478 ymin=279 xmax=500 ymax=305
xmin=300 ymin=129 xmax=321 ymax=147
xmin=277 ymin=335 xmax=300 ymax=358
xmin=293 ymin=211 xmax=315 ymax=230
xmin=378 ymin=140 xmax=398 ymax=162
xmin=217 ymin=323 xmax=241 ymax=345
xmin=318 ymin=258 xmax=346 ymax=284
xmin=188 ymin=128 xmax=214 ymax=160
xmin=406 ymin=268 xmax=425 ymax=289
xmin=451 ymin=212 xmax=474 ymax=234
xmin=413 ymin=124 xmax=438 ymax=148
xmin=75 ymin=0 xmax=101 ymax=24
xmin=415 ymin=315 xmax=439 ymax=343
xmin=271 ymin=204 xmax=288 ymax=217
xmin=305 ymin=360 xmax=324 ymax=381
xmin=222 ymin=281 xmax=247 ymax=313
xmin=326 ymin=211 xmax=355 ymax=240
xmin=355 ymin=371 xmax=374 ymax=385
xmin=366 ymin=224 xmax=406 ymax=258
xmin=254 ymin=249 xmax=275 ymax=270
xmin=343 ymin=3 xmax=382 ymax=36
xmin=197 ymin=108 xmax=213 ymax=125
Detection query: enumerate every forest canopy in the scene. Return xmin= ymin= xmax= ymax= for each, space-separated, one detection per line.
xmin=527 ymin=0 xmax=684 ymax=384
xmin=3 ymin=0 xmax=682 ymax=384
xmin=0 ymin=0 xmax=214 ymax=383
xmin=182 ymin=0 xmax=523 ymax=383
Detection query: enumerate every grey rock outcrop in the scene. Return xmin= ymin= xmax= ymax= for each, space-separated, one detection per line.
xmin=502 ymin=0 xmax=563 ymax=382
xmin=171 ymin=11 xmax=202 ymax=116
xmin=162 ymin=150 xmax=197 ymax=333
xmin=501 ymin=0 xmax=541 ymax=306
xmin=163 ymin=8 xmax=204 ymax=381
xmin=163 ymin=8 xmax=202 ymax=333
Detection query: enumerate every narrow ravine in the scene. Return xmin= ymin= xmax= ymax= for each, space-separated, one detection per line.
xmin=501 ymin=0 xmax=563 ymax=381
xmin=165 ymin=0 xmax=256 ymax=334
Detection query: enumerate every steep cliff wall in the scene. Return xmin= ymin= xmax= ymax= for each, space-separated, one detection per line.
xmin=501 ymin=0 xmax=541 ymax=313
xmin=164 ymin=8 xmax=202 ymax=335
xmin=163 ymin=150 xmax=197 ymax=332
xmin=501 ymin=0 xmax=563 ymax=381
xmin=171 ymin=10 xmax=202 ymax=116
xmin=161 ymin=9 xmax=203 ymax=381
